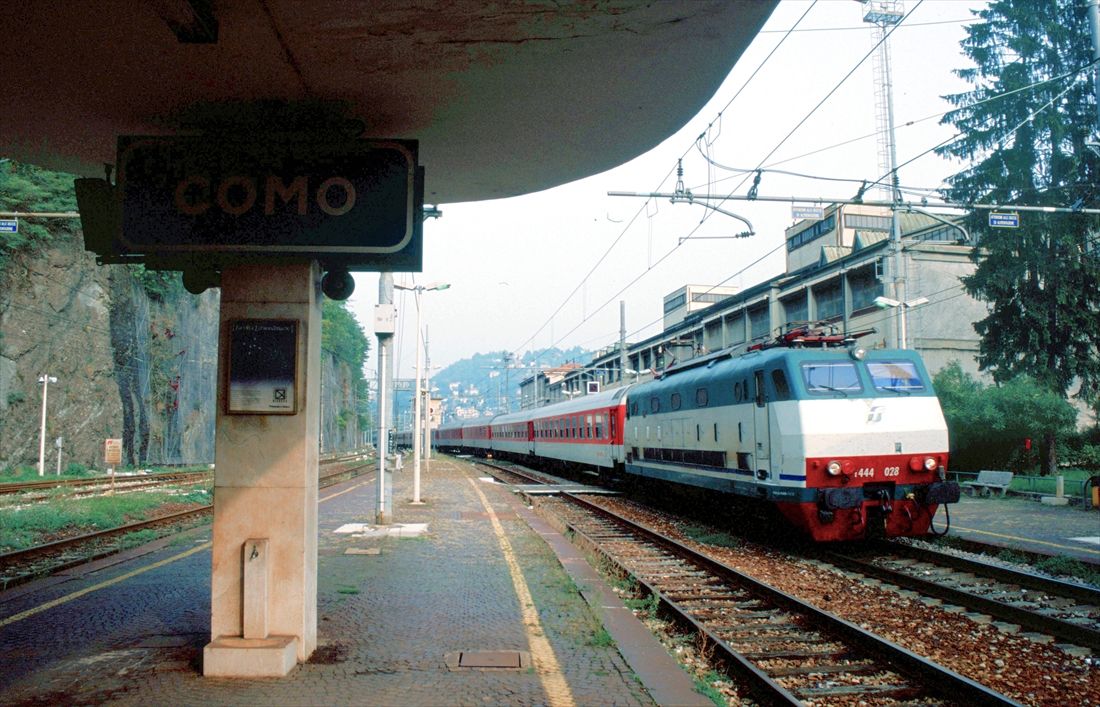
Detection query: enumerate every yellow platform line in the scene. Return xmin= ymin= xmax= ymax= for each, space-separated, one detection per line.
xmin=466 ymin=476 xmax=576 ymax=707
xmin=0 ymin=542 xmax=212 ymax=629
xmin=951 ymin=525 xmax=1100 ymax=557
xmin=1 ymin=472 xmax=376 ymax=629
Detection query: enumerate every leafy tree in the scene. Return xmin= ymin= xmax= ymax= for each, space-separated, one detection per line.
xmin=0 ymin=160 xmax=80 ymax=266
xmin=934 ymin=361 xmax=1077 ymax=472
xmin=937 ymin=0 xmax=1100 ymax=472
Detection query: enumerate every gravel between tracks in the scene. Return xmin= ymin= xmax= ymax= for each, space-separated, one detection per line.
xmin=580 ymin=495 xmax=1099 ymax=706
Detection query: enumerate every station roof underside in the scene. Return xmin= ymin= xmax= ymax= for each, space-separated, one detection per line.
xmin=2 ymin=1 xmax=775 ymax=204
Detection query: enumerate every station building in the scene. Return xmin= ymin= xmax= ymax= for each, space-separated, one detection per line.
xmin=520 ymin=203 xmax=984 ymax=406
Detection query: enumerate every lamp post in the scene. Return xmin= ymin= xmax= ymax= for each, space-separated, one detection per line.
xmin=873 ymin=295 xmax=929 ymax=349
xmin=394 ymin=282 xmax=450 ymax=504
xmin=37 ymin=374 xmax=57 ymax=476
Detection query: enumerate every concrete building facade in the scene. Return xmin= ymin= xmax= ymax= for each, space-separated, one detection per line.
xmin=519 ymin=204 xmax=985 ymax=405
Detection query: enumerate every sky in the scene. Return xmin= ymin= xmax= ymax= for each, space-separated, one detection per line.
xmin=345 ymin=0 xmax=985 ymax=389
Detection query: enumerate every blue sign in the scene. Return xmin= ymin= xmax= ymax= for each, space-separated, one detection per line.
xmin=792 ymin=205 xmax=824 ymax=220
xmin=0 ymin=219 xmax=17 ymax=234
xmin=989 ymin=212 xmax=1019 ymax=228
xmin=113 ymin=136 xmax=422 ymax=271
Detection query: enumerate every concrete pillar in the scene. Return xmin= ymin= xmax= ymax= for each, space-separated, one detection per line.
xmin=203 ymin=262 xmax=321 ymax=677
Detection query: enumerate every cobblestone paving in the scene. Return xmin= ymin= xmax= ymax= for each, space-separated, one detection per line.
xmin=0 ymin=459 xmax=654 ymax=706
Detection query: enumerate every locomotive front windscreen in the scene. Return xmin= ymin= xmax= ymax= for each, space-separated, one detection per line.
xmin=866 ymin=361 xmax=925 ymax=393
xmin=801 ymin=362 xmax=862 ymax=394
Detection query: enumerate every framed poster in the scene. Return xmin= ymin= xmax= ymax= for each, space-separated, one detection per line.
xmin=227 ymin=319 xmax=298 ymax=415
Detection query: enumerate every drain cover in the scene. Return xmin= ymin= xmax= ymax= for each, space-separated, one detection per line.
xmin=458 ymin=650 xmax=522 ymax=668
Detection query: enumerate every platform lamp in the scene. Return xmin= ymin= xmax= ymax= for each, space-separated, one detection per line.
xmin=873 ymin=296 xmax=929 ymax=349
xmin=394 ymin=282 xmax=450 ymax=504
xmin=37 ymin=374 xmax=58 ymax=476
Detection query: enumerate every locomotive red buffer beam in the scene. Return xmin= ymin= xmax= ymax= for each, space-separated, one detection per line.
xmin=778 ymin=456 xmax=960 ymax=542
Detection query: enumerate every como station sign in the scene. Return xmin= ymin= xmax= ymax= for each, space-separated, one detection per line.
xmin=84 ymin=136 xmax=423 ymax=271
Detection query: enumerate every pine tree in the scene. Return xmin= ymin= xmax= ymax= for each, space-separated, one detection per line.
xmin=937 ymin=0 xmax=1100 ymax=473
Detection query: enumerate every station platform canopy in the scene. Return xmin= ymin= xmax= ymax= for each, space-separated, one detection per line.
xmin=1 ymin=1 xmax=774 ymax=204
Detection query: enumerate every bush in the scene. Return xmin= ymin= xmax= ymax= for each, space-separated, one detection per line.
xmin=935 ymin=362 xmax=1077 ymax=473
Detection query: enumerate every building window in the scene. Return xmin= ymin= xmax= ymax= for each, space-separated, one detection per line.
xmin=782 ymin=292 xmax=808 ymax=325
xmin=726 ymin=313 xmax=745 ymax=345
xmin=664 ymin=293 xmax=687 ymax=313
xmin=813 ymin=280 xmax=843 ymax=321
xmin=692 ymin=292 xmax=728 ymax=304
xmin=844 ymin=213 xmax=891 ymax=231
xmin=787 ymin=214 xmax=836 ymax=252
xmin=849 ymin=267 xmax=883 ymax=311
xmin=749 ymin=305 xmax=770 ymax=340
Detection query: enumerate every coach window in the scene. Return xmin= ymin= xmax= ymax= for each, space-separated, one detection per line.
xmin=696 ymin=387 xmax=708 ymax=406
xmin=595 ymin=414 xmax=604 ymax=438
xmin=586 ymin=415 xmax=593 ymax=438
xmin=671 ymin=392 xmax=682 ymax=410
xmin=771 ymin=369 xmax=790 ymax=400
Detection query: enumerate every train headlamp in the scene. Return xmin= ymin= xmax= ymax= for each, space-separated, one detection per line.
xmin=826 ymin=460 xmax=843 ymax=476
xmin=923 ymin=456 xmax=938 ymax=471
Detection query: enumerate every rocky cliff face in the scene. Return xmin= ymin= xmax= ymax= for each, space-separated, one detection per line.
xmin=1 ymin=232 xmax=363 ymax=469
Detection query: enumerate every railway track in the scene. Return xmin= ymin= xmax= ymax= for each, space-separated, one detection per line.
xmin=475 ymin=459 xmax=1016 ymax=705
xmin=0 ymin=470 xmax=212 ymax=496
xmin=820 ymin=541 xmax=1100 ymax=654
xmin=0 ymin=451 xmax=369 ymax=497
xmin=0 ymin=457 xmax=374 ymax=591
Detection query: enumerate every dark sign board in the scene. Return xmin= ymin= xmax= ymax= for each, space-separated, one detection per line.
xmin=113 ymin=136 xmax=422 ymax=271
xmin=227 ymin=319 xmax=298 ymax=415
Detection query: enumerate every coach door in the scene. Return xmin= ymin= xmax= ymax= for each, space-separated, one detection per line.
xmin=752 ymin=369 xmax=770 ymax=478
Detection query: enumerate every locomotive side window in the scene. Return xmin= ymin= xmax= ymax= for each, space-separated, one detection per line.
xmin=650 ymin=397 xmax=660 ymax=413
xmin=696 ymin=388 xmax=708 ymax=406
xmin=670 ymin=392 xmax=682 ymax=410
xmin=867 ymin=361 xmax=925 ymax=392
xmin=754 ymin=370 xmax=765 ymax=407
xmin=771 ymin=370 xmax=790 ymax=400
xmin=801 ymin=362 xmax=862 ymax=394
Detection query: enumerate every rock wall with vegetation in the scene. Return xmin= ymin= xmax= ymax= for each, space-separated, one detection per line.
xmin=1 ymin=161 xmax=368 ymax=470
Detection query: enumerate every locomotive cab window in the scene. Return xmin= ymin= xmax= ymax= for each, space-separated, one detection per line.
xmin=771 ymin=370 xmax=790 ymax=400
xmin=801 ymin=362 xmax=862 ymax=394
xmin=867 ymin=360 xmax=925 ymax=393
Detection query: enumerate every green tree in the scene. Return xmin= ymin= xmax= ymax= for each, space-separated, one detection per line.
xmin=0 ymin=160 xmax=80 ymax=266
xmin=935 ymin=361 xmax=1077 ymax=472
xmin=937 ymin=0 xmax=1100 ymax=472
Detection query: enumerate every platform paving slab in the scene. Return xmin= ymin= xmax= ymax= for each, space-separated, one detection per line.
xmin=1 ymin=457 xmax=662 ymax=706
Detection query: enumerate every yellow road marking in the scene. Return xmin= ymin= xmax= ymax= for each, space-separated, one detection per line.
xmin=0 ymin=542 xmax=212 ymax=629
xmin=951 ymin=525 xmax=1100 ymax=556
xmin=466 ymin=476 xmax=575 ymax=707
xmin=1 ymin=473 xmax=375 ymax=628
xmin=320 ymin=476 xmax=375 ymax=503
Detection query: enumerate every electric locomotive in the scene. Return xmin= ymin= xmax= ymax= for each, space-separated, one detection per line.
xmin=622 ymin=333 xmax=959 ymax=541
xmin=433 ymin=331 xmax=959 ymax=542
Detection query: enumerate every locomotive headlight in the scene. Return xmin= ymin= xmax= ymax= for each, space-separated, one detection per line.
xmin=826 ymin=460 xmax=843 ymax=476
xmin=923 ymin=456 xmax=938 ymax=471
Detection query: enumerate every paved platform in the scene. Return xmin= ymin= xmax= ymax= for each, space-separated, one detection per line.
xmin=0 ymin=455 xmax=707 ymax=706
xmin=939 ymin=494 xmax=1099 ymax=564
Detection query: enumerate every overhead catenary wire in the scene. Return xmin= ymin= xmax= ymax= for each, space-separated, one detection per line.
xmin=508 ymin=1 xmax=819 ymax=364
